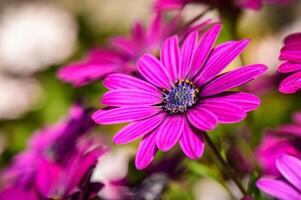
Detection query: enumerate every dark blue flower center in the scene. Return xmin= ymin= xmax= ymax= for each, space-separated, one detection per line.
xmin=162 ymin=80 xmax=199 ymax=114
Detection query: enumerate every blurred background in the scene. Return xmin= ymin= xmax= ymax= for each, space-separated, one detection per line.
xmin=0 ymin=0 xmax=301 ymax=199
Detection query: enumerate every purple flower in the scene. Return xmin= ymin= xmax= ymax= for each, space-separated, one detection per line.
xmin=58 ymin=14 xmax=209 ymax=87
xmin=34 ymin=139 xmax=106 ymax=200
xmin=1 ymin=105 xmax=107 ymax=200
xmin=154 ymin=0 xmax=292 ymax=11
xmin=0 ymin=187 xmax=39 ymax=200
xmin=30 ymin=103 xmax=94 ymax=164
xmin=1 ymin=140 xmax=106 ymax=200
xmin=256 ymin=155 xmax=301 ymax=200
xmin=278 ymin=32 xmax=301 ymax=93
xmin=154 ymin=0 xmax=262 ymax=10
xmin=92 ymin=24 xmax=267 ymax=169
xmin=256 ymin=112 xmax=301 ymax=175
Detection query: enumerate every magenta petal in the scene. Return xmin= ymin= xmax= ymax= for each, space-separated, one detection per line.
xmin=113 ymin=112 xmax=166 ymax=144
xmin=278 ymin=124 xmax=301 ymax=137
xmin=92 ymin=106 xmax=161 ymax=124
xmin=111 ymin=36 xmax=136 ymax=56
xmin=280 ymin=50 xmax=301 ymax=63
xmin=156 ymin=115 xmax=185 ymax=151
xmin=154 ymin=0 xmax=185 ymax=10
xmin=160 ymin=35 xmax=180 ymax=82
xmin=135 ymin=132 xmax=157 ymax=170
xmin=188 ymin=24 xmax=222 ymax=79
xmin=284 ymin=33 xmax=301 ymax=45
xmin=277 ymin=155 xmax=301 ymax=191
xmin=101 ymin=89 xmax=161 ymax=106
xmin=195 ymin=39 xmax=250 ymax=86
xmin=187 ymin=106 xmax=217 ymax=131
xmin=180 ymin=31 xmax=198 ymax=79
xmin=256 ymin=178 xmax=301 ymax=200
xmin=0 ymin=187 xmax=38 ymax=200
xmin=64 ymin=145 xmax=106 ymax=192
xmin=138 ymin=54 xmax=172 ymax=89
xmin=36 ymin=159 xmax=60 ymax=198
xmin=278 ymin=62 xmax=301 ymax=73
xmin=279 ymin=71 xmax=301 ymax=93
xmin=210 ymin=92 xmax=261 ymax=112
xmin=148 ymin=14 xmax=162 ymax=43
xmin=201 ymin=101 xmax=246 ymax=123
xmin=201 ymin=64 xmax=267 ymax=96
xmin=179 ymin=120 xmax=205 ymax=159
xmin=103 ymin=73 xmax=160 ymax=94
xmin=132 ymin=22 xmax=145 ymax=42
xmin=58 ymin=62 xmax=116 ymax=86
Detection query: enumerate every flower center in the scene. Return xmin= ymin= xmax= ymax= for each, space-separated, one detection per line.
xmin=162 ymin=80 xmax=199 ymax=114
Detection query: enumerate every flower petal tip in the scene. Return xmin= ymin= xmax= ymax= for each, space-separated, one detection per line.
xmin=91 ymin=110 xmax=103 ymax=124
xmin=135 ymin=162 xmax=148 ymax=170
xmin=157 ymin=144 xmax=173 ymax=152
xmin=112 ymin=135 xmax=123 ymax=144
xmin=278 ymin=84 xmax=297 ymax=94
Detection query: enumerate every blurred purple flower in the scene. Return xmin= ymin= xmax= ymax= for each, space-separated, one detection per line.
xmin=278 ymin=32 xmax=301 ymax=93
xmin=58 ymin=14 xmax=209 ymax=87
xmin=92 ymin=24 xmax=267 ymax=169
xmin=30 ymin=103 xmax=94 ymax=164
xmin=154 ymin=0 xmax=262 ymax=10
xmin=256 ymin=155 xmax=301 ymax=199
xmin=34 ymin=139 xmax=106 ymax=200
xmin=154 ymin=0 xmax=292 ymax=11
xmin=0 ymin=104 xmax=107 ymax=200
xmin=256 ymin=112 xmax=301 ymax=175
xmin=0 ymin=187 xmax=39 ymax=200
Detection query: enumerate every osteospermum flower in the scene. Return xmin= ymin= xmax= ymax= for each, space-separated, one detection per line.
xmin=257 ymin=112 xmax=301 ymax=175
xmin=58 ymin=14 xmax=174 ymax=86
xmin=0 ymin=104 xmax=106 ymax=200
xmin=278 ymin=32 xmax=301 ymax=93
xmin=256 ymin=155 xmax=301 ymax=200
xmin=154 ymin=0 xmax=292 ymax=11
xmin=58 ymin=14 xmax=208 ymax=87
xmin=92 ymin=24 xmax=267 ymax=169
xmin=0 ymin=139 xmax=106 ymax=200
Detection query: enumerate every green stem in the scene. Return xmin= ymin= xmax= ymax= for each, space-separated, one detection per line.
xmin=203 ymin=132 xmax=247 ymax=196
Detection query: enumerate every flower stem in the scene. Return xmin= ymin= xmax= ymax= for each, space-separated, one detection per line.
xmin=184 ymin=6 xmax=213 ymax=28
xmin=203 ymin=132 xmax=247 ymax=196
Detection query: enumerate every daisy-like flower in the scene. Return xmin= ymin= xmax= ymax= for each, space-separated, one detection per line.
xmin=0 ymin=104 xmax=106 ymax=200
xmin=278 ymin=32 xmax=301 ymax=93
xmin=154 ymin=0 xmax=262 ymax=10
xmin=154 ymin=0 xmax=292 ymax=11
xmin=257 ymin=112 xmax=301 ymax=175
xmin=58 ymin=14 xmax=208 ymax=87
xmin=256 ymin=155 xmax=301 ymax=200
xmin=0 ymin=139 xmax=106 ymax=200
xmin=58 ymin=14 xmax=175 ymax=86
xmin=92 ymin=24 xmax=267 ymax=169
